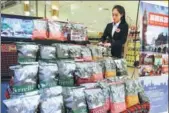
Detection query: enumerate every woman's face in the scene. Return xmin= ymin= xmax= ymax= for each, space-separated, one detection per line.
xmin=112 ymin=8 xmax=122 ymax=23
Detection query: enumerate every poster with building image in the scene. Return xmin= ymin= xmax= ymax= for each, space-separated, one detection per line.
xmin=139 ymin=2 xmax=168 ymax=53
xmin=139 ymin=2 xmax=168 ymax=76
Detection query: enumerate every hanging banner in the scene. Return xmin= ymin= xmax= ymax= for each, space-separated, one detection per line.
xmin=139 ymin=2 xmax=168 ymax=53
xmin=139 ymin=75 xmax=168 ymax=113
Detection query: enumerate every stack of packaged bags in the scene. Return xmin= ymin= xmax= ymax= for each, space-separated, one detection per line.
xmin=3 ymin=42 xmax=150 ymax=113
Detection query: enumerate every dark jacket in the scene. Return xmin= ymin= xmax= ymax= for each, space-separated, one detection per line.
xmin=100 ymin=22 xmax=129 ymax=58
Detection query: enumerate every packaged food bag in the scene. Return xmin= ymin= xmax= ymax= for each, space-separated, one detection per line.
xmin=162 ymin=65 xmax=168 ymax=74
xmin=21 ymin=19 xmax=34 ymax=38
xmin=125 ymin=80 xmax=140 ymax=108
xmin=81 ymin=46 xmax=92 ymax=61
xmin=3 ymin=95 xmax=40 ymax=113
xmin=63 ymin=87 xmax=88 ymax=113
xmin=88 ymin=45 xmax=103 ymax=60
xmin=70 ymin=23 xmax=88 ymax=42
xmin=153 ymin=65 xmax=162 ymax=76
xmin=75 ymin=62 xmax=93 ymax=85
xmin=103 ymin=57 xmax=116 ymax=78
xmin=39 ymin=61 xmax=58 ymax=88
xmin=114 ymin=59 xmax=128 ymax=76
xmin=69 ymin=44 xmax=82 ymax=59
xmin=91 ymin=62 xmax=104 ymax=82
xmin=40 ymin=95 xmax=64 ymax=113
xmin=97 ymin=80 xmax=111 ymax=112
xmin=39 ymin=45 xmax=56 ymax=60
xmin=32 ymin=19 xmax=48 ymax=40
xmin=9 ymin=63 xmax=38 ymax=93
xmin=57 ymin=60 xmax=76 ymax=86
xmin=52 ymin=43 xmax=70 ymax=59
xmin=140 ymin=52 xmax=154 ymax=65
xmin=139 ymin=65 xmax=154 ymax=76
xmin=110 ymin=84 xmax=126 ymax=113
xmin=16 ymin=42 xmax=39 ymax=63
xmin=40 ymin=86 xmax=62 ymax=97
xmin=84 ymin=88 xmax=106 ymax=113
xmin=48 ymin=21 xmax=69 ymax=41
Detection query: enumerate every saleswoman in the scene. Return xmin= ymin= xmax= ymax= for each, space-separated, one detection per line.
xmin=99 ymin=5 xmax=129 ymax=58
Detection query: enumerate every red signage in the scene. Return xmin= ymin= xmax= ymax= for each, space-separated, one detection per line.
xmin=148 ymin=12 xmax=168 ymax=27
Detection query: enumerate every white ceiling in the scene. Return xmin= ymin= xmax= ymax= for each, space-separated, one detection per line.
xmin=2 ymin=1 xmax=139 ymax=37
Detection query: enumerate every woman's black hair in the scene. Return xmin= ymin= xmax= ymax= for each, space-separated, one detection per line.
xmin=112 ymin=5 xmax=127 ymax=24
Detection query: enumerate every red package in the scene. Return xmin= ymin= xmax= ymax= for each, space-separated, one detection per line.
xmin=48 ymin=21 xmax=69 ymax=41
xmin=32 ymin=19 xmax=48 ymax=40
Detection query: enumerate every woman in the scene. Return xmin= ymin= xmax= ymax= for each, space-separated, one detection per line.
xmin=99 ymin=5 xmax=129 ymax=58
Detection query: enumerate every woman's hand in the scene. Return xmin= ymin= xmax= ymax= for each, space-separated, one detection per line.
xmin=104 ymin=43 xmax=111 ymax=47
xmin=98 ymin=42 xmax=104 ymax=46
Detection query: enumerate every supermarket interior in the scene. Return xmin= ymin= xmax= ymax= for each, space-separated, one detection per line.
xmin=1 ymin=1 xmax=168 ymax=113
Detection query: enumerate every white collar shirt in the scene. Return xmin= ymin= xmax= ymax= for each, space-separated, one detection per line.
xmin=112 ymin=21 xmax=121 ymax=37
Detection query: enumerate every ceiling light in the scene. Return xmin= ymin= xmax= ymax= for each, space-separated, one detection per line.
xmin=99 ymin=7 xmax=103 ymax=11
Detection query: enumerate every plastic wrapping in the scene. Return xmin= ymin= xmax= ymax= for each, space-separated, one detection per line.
xmin=70 ymin=23 xmax=88 ymax=42
xmin=57 ymin=60 xmax=76 ymax=86
xmin=91 ymin=62 xmax=104 ymax=82
xmin=16 ymin=42 xmax=39 ymax=63
xmin=3 ymin=95 xmax=40 ymax=113
xmin=40 ymin=86 xmax=64 ymax=113
xmin=53 ymin=43 xmax=70 ymax=59
xmin=69 ymin=44 xmax=82 ymax=59
xmin=81 ymin=46 xmax=92 ymax=61
xmin=32 ymin=19 xmax=48 ymax=40
xmin=39 ymin=45 xmax=56 ymax=60
xmin=39 ymin=61 xmax=58 ymax=88
xmin=88 ymin=45 xmax=103 ymax=60
xmin=75 ymin=62 xmax=93 ymax=85
xmin=125 ymin=80 xmax=140 ymax=108
xmin=114 ymin=59 xmax=128 ymax=76
xmin=84 ymin=88 xmax=106 ymax=113
xmin=48 ymin=21 xmax=69 ymax=41
xmin=97 ymin=80 xmax=111 ymax=111
xmin=63 ymin=87 xmax=88 ymax=113
xmin=110 ymin=84 xmax=126 ymax=113
xmin=9 ymin=63 xmax=38 ymax=93
xmin=103 ymin=57 xmax=116 ymax=78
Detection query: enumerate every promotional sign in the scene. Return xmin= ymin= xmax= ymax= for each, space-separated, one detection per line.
xmin=139 ymin=75 xmax=168 ymax=113
xmin=139 ymin=2 xmax=168 ymax=53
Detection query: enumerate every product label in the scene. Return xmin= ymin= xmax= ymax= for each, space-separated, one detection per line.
xmin=91 ymin=73 xmax=104 ymax=82
xmin=13 ymin=84 xmax=37 ymax=93
xmin=40 ymin=81 xmax=58 ymax=88
xmin=58 ymin=78 xmax=74 ymax=86
xmin=105 ymin=71 xmax=116 ymax=78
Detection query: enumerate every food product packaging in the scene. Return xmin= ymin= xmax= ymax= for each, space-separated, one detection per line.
xmin=48 ymin=21 xmax=69 ymax=41
xmin=70 ymin=23 xmax=88 ymax=42
xmin=88 ymin=45 xmax=103 ymax=60
xmin=9 ymin=63 xmax=38 ymax=93
xmin=3 ymin=95 xmax=40 ymax=113
xmin=63 ymin=87 xmax=88 ymax=113
xmin=69 ymin=44 xmax=82 ymax=59
xmin=52 ymin=43 xmax=70 ymax=59
xmin=91 ymin=62 xmax=104 ymax=82
xmin=103 ymin=57 xmax=116 ymax=78
xmin=110 ymin=84 xmax=126 ymax=113
xmin=16 ymin=42 xmax=39 ymax=63
xmin=39 ymin=61 xmax=58 ymax=88
xmin=114 ymin=59 xmax=128 ymax=76
xmin=75 ymin=62 xmax=93 ymax=85
xmin=39 ymin=45 xmax=56 ymax=60
xmin=125 ymin=80 xmax=140 ymax=108
xmin=40 ymin=86 xmax=64 ymax=113
xmin=84 ymin=88 xmax=106 ymax=113
xmin=57 ymin=60 xmax=76 ymax=86
xmin=32 ymin=19 xmax=48 ymax=40
xmin=81 ymin=46 xmax=92 ymax=61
